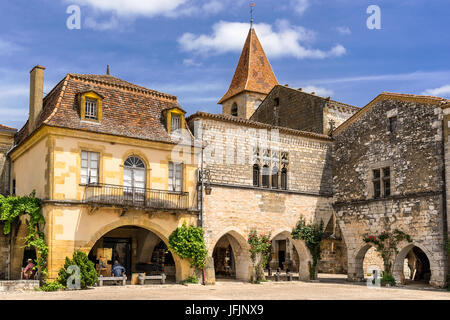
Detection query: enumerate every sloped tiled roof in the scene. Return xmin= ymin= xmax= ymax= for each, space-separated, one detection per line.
xmin=187 ymin=111 xmax=333 ymax=142
xmin=333 ymin=92 xmax=450 ymax=135
xmin=0 ymin=124 xmax=17 ymax=132
xmin=15 ymin=73 xmax=184 ymax=146
xmin=218 ymin=28 xmax=278 ymax=104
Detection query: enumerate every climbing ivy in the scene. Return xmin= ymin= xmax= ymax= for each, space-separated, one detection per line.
xmin=291 ymin=217 xmax=324 ymax=280
xmin=363 ymin=229 xmax=412 ymax=276
xmin=169 ymin=223 xmax=208 ymax=269
xmin=248 ymin=230 xmax=271 ymax=284
xmin=0 ymin=192 xmax=48 ymax=278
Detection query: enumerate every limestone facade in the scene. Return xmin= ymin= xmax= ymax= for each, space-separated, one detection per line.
xmin=0 ymin=126 xmax=16 ymax=196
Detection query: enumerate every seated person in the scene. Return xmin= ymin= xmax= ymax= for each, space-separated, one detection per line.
xmin=111 ymin=260 xmax=126 ymax=284
xmin=23 ymin=259 xmax=35 ymax=280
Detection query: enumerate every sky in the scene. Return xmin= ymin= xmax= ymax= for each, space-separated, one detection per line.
xmin=1 ymin=0 xmax=450 ymax=129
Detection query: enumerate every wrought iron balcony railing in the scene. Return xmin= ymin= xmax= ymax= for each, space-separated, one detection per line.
xmin=83 ymin=183 xmax=190 ymax=210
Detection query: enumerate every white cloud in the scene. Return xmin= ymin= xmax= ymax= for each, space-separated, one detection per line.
xmin=183 ymin=58 xmax=203 ymax=67
xmin=422 ymin=85 xmax=450 ymax=97
xmin=68 ymin=0 xmax=245 ymax=20
xmin=69 ymin=0 xmax=187 ymax=17
xmin=336 ymin=26 xmax=351 ymax=35
xmin=291 ymin=0 xmax=310 ymax=15
xmin=301 ymin=86 xmax=334 ymax=97
xmin=178 ymin=20 xmax=346 ymax=59
xmin=85 ymin=16 xmax=121 ymax=31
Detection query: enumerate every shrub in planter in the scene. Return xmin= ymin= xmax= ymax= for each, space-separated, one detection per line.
xmin=381 ymin=272 xmax=396 ymax=287
xmin=57 ymin=250 xmax=97 ymax=289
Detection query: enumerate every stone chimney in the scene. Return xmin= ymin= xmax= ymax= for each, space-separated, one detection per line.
xmin=29 ymin=65 xmax=45 ymax=133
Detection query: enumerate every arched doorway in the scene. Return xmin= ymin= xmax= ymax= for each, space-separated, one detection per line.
xmin=393 ymin=244 xmax=433 ymax=286
xmin=88 ymin=225 xmax=176 ymax=282
xmin=211 ymin=230 xmax=251 ymax=281
xmin=352 ymin=244 xmax=384 ymax=281
xmin=269 ymin=231 xmax=312 ymax=280
xmin=212 ymin=236 xmax=236 ymax=279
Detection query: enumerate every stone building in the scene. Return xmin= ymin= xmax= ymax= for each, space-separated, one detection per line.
xmin=0 ymin=26 xmax=449 ymax=288
xmin=333 ymin=93 xmax=450 ymax=287
xmin=0 ymin=124 xmax=16 ymax=196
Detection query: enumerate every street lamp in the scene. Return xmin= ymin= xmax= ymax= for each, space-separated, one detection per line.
xmin=198 ymin=169 xmax=212 ymax=195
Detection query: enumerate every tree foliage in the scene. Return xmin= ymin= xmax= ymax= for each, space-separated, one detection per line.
xmin=291 ymin=217 xmax=324 ymax=280
xmin=57 ymin=250 xmax=97 ymax=289
xmin=169 ymin=223 xmax=208 ymax=269
xmin=0 ymin=192 xmax=48 ymax=277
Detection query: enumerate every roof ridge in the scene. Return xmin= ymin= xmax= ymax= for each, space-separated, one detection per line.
xmin=44 ymin=75 xmax=70 ymax=125
xmin=187 ymin=111 xmax=332 ymax=141
xmin=69 ymin=73 xmax=178 ymax=101
xmin=0 ymin=124 xmax=17 ymax=131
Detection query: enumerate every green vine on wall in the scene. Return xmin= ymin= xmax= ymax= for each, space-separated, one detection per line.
xmin=363 ymin=229 xmax=412 ymax=275
xmin=247 ymin=230 xmax=271 ymax=283
xmin=291 ymin=217 xmax=324 ymax=280
xmin=169 ymin=223 xmax=208 ymax=270
xmin=0 ymin=191 xmax=48 ymax=278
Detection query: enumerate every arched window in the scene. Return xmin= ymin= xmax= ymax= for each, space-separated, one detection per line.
xmin=253 ymin=164 xmax=260 ymax=187
xmin=281 ymin=167 xmax=288 ymax=190
xmin=124 ymin=156 xmax=146 ymax=202
xmin=231 ymin=103 xmax=238 ymax=117
xmin=271 ymin=166 xmax=279 ymax=189
xmin=262 ymin=165 xmax=270 ymax=188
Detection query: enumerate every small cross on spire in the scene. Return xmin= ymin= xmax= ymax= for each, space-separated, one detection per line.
xmin=250 ymin=1 xmax=255 ymax=29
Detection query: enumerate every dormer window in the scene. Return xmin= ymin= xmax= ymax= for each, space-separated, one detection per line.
xmin=79 ymin=91 xmax=103 ymax=122
xmin=231 ymin=103 xmax=238 ymax=117
xmin=164 ymin=106 xmax=186 ymax=134
xmin=85 ymin=99 xmax=98 ymax=120
xmin=171 ymin=114 xmax=181 ymax=131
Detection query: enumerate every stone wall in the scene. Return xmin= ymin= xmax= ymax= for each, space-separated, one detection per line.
xmin=190 ymin=114 xmax=334 ymax=282
xmin=193 ymin=115 xmax=333 ymax=195
xmin=250 ymin=85 xmax=358 ymax=135
xmin=0 ymin=130 xmax=15 ymax=196
xmin=333 ymin=98 xmax=448 ymax=287
xmin=0 ymin=228 xmax=8 ymax=279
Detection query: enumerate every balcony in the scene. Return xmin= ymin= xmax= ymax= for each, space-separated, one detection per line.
xmin=83 ymin=183 xmax=191 ymax=211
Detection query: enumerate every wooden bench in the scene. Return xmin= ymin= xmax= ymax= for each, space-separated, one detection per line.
xmin=138 ymin=273 xmax=166 ymax=285
xmin=98 ymin=275 xmax=127 ymax=287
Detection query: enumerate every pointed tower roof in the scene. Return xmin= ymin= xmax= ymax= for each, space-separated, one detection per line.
xmin=218 ymin=27 xmax=278 ymax=104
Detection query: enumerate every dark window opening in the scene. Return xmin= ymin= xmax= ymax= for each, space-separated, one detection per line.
xmin=281 ymin=168 xmax=288 ymax=190
xmin=383 ymin=167 xmax=391 ymax=197
xmin=231 ymin=103 xmax=238 ymax=117
xmin=274 ymin=98 xmax=280 ymax=106
xmin=253 ymin=164 xmax=260 ymax=187
xmin=12 ymin=179 xmax=16 ymax=195
xmin=389 ymin=116 xmax=397 ymax=133
xmin=262 ymin=165 xmax=270 ymax=188
xmin=373 ymin=169 xmax=381 ymax=198
xmin=271 ymin=167 xmax=279 ymax=189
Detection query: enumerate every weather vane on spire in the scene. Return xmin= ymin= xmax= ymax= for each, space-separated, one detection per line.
xmin=250 ymin=1 xmax=255 ymax=28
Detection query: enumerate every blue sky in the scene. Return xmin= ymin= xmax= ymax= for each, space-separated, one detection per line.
xmin=1 ymin=0 xmax=450 ymax=129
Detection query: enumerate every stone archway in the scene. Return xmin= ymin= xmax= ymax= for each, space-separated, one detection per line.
xmin=209 ymin=228 xmax=251 ymax=282
xmin=77 ymin=219 xmax=191 ymax=283
xmin=393 ymin=243 xmax=443 ymax=287
xmin=270 ymin=230 xmax=312 ymax=281
xmin=348 ymin=243 xmax=376 ymax=282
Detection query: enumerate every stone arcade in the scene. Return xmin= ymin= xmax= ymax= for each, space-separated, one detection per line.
xmin=0 ymin=26 xmax=448 ymax=288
